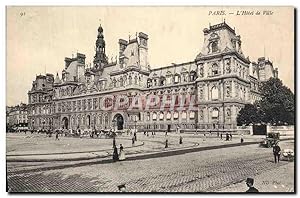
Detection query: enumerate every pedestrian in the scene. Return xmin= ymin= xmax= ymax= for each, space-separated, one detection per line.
xmin=217 ymin=131 xmax=219 ymax=137
xmin=113 ymin=145 xmax=119 ymax=162
xmin=165 ymin=139 xmax=168 ymax=148
xmin=179 ymin=136 xmax=183 ymax=144
xmin=144 ymin=131 xmax=146 ymax=135
xmin=165 ymin=131 xmax=168 ymax=136
xmin=113 ymin=137 xmax=116 ymax=148
xmin=203 ymin=133 xmax=206 ymax=141
xmin=119 ymin=144 xmax=126 ymax=161
xmin=241 ymin=134 xmax=244 ymax=143
xmin=55 ymin=132 xmax=59 ymax=140
xmin=230 ymin=133 xmax=232 ymax=141
xmin=147 ymin=132 xmax=149 ymax=137
xmin=226 ymin=133 xmax=229 ymax=141
xmin=134 ymin=132 xmax=137 ymax=141
xmin=245 ymin=178 xmax=259 ymax=192
xmin=273 ymin=143 xmax=281 ymax=163
xmin=132 ymin=137 xmax=135 ymax=145
xmin=220 ymin=133 xmax=223 ymax=140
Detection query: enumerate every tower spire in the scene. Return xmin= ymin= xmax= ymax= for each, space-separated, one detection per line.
xmin=93 ymin=23 xmax=108 ymax=69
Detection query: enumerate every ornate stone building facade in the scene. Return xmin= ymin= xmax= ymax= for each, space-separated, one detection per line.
xmin=27 ymin=22 xmax=278 ymax=132
xmin=27 ymin=74 xmax=54 ymax=130
xmin=7 ymin=103 xmax=29 ymax=130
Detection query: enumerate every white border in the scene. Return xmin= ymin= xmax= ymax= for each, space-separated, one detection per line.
xmin=1 ymin=1 xmax=298 ymax=198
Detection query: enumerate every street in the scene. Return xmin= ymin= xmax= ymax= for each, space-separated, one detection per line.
xmin=6 ymin=133 xmax=294 ymax=192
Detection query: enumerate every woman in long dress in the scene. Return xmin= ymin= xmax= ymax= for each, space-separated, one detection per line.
xmin=119 ymin=144 xmax=126 ymax=161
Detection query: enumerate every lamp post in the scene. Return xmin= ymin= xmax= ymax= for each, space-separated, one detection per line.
xmin=134 ymin=116 xmax=137 ymax=133
xmin=112 ymin=119 xmax=116 ymax=132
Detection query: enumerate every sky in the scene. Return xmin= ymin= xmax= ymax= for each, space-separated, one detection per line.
xmin=6 ymin=6 xmax=294 ymax=106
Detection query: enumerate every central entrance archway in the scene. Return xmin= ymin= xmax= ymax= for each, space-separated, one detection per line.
xmin=62 ymin=117 xmax=69 ymax=130
xmin=113 ymin=114 xmax=124 ymax=130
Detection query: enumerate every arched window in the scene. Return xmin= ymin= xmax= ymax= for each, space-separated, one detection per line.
xmin=212 ymin=108 xmax=219 ymax=119
xmin=174 ymin=111 xmax=179 ymax=120
xmin=182 ymin=111 xmax=187 ymax=120
xmin=211 ymin=86 xmax=219 ymax=100
xmin=146 ymin=112 xmax=150 ymax=121
xmin=189 ymin=111 xmax=195 ymax=120
xmin=152 ymin=112 xmax=157 ymax=121
xmin=159 ymin=112 xmax=164 ymax=120
xmin=212 ymin=41 xmax=218 ymax=53
xmin=166 ymin=112 xmax=171 ymax=120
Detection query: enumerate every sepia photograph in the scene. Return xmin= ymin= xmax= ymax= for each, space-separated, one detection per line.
xmin=5 ymin=6 xmax=295 ymax=193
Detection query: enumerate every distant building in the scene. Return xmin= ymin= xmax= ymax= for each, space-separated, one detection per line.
xmin=27 ymin=74 xmax=54 ymax=130
xmin=27 ymin=21 xmax=278 ymax=132
xmin=6 ymin=103 xmax=28 ymax=130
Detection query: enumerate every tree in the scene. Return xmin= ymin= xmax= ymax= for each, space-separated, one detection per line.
xmin=237 ymin=104 xmax=261 ymax=126
xmin=237 ymin=78 xmax=294 ymax=126
xmin=259 ymin=78 xmax=294 ymax=125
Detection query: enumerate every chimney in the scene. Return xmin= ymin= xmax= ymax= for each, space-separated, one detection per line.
xmin=64 ymin=57 xmax=72 ymax=69
xmin=119 ymin=39 xmax=128 ymax=56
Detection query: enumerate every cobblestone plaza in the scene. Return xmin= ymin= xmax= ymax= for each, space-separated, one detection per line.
xmin=6 ymin=133 xmax=294 ymax=192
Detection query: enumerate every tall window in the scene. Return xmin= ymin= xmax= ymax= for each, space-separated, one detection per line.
xmin=147 ymin=79 xmax=152 ymax=88
xmin=182 ymin=111 xmax=187 ymax=120
xmin=189 ymin=71 xmax=197 ymax=81
xmin=160 ymin=77 xmax=166 ymax=86
xmin=190 ymin=111 xmax=195 ymax=120
xmin=152 ymin=112 xmax=157 ymax=121
xmin=174 ymin=111 xmax=179 ymax=120
xmin=120 ymin=77 xmax=124 ymax=87
xmin=174 ymin=74 xmax=180 ymax=84
xmin=166 ymin=112 xmax=171 ymax=120
xmin=212 ymin=108 xmax=219 ymax=119
xmin=212 ymin=63 xmax=219 ymax=76
xmin=211 ymin=86 xmax=219 ymax=100
xmin=212 ymin=41 xmax=218 ymax=53
xmin=159 ymin=112 xmax=164 ymax=120
xmin=129 ymin=76 xmax=132 ymax=85
xmin=166 ymin=76 xmax=172 ymax=84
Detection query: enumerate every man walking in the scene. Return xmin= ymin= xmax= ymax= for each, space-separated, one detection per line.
xmin=55 ymin=132 xmax=59 ymax=141
xmin=134 ymin=132 xmax=137 ymax=141
xmin=113 ymin=145 xmax=119 ymax=162
xmin=245 ymin=178 xmax=259 ymax=192
xmin=165 ymin=139 xmax=168 ymax=148
xmin=179 ymin=136 xmax=183 ymax=144
xmin=273 ymin=143 xmax=281 ymax=163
